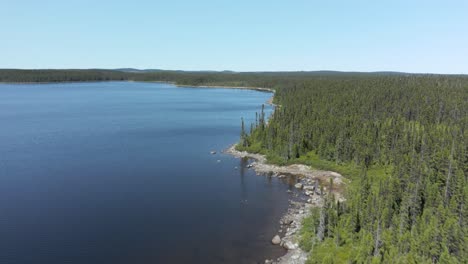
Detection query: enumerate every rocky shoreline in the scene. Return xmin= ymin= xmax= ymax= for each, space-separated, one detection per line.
xmin=225 ymin=145 xmax=345 ymax=264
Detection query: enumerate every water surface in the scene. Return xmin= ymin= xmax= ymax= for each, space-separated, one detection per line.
xmin=0 ymin=82 xmax=294 ymax=264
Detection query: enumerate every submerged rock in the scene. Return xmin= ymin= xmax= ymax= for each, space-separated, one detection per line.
xmin=271 ymin=235 xmax=281 ymax=245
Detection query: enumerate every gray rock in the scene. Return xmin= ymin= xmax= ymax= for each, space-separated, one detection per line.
xmin=294 ymin=183 xmax=303 ymax=189
xmin=271 ymin=235 xmax=281 ymax=245
xmin=283 ymin=241 xmax=296 ymax=250
xmin=210 ymin=150 xmax=217 ymax=154
xmin=282 ymin=218 xmax=293 ymax=225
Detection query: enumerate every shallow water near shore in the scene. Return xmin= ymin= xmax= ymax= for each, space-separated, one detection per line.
xmin=0 ymin=82 xmax=294 ymax=264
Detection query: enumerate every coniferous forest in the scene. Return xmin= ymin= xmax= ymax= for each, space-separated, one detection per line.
xmin=239 ymin=75 xmax=468 ymax=263
xmin=1 ymin=70 xmax=467 ymax=263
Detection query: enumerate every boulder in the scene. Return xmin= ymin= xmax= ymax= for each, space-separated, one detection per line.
xmin=283 ymin=241 xmax=296 ymax=250
xmin=330 ymin=172 xmax=341 ymax=177
xmin=281 ymin=218 xmax=293 ymax=225
xmin=210 ymin=150 xmax=217 ymax=154
xmin=271 ymin=235 xmax=281 ymax=245
xmin=294 ymin=183 xmax=303 ymax=189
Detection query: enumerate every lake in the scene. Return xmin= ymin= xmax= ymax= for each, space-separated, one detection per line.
xmin=0 ymin=82 xmax=299 ymax=264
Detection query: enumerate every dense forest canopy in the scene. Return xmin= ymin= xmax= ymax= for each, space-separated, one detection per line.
xmin=1 ymin=69 xmax=467 ymax=263
xmin=238 ymin=75 xmax=468 ymax=263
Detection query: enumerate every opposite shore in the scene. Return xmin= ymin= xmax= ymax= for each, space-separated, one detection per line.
xmin=176 ymin=84 xmax=275 ymax=93
xmin=0 ymin=80 xmax=275 ymax=93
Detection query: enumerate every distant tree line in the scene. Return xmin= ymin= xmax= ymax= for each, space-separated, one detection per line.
xmin=0 ymin=69 xmax=422 ymax=87
xmin=0 ymin=69 xmax=130 ymax=82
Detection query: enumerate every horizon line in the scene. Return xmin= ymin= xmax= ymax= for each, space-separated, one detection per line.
xmin=1 ymin=68 xmax=467 ymax=76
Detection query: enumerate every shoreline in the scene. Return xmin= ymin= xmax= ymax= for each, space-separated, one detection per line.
xmin=176 ymin=84 xmax=275 ymax=93
xmin=0 ymin=80 xmax=276 ymax=93
xmin=225 ymin=145 xmax=345 ymax=264
xmin=0 ymin=81 xmax=276 ymax=107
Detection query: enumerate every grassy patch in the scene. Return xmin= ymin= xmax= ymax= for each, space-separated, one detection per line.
xmin=305 ymin=238 xmax=353 ymax=264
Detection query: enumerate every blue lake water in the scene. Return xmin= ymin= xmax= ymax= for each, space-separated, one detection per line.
xmin=0 ymin=82 xmax=296 ymax=264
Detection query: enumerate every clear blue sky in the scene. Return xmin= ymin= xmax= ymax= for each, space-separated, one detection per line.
xmin=1 ymin=0 xmax=467 ymax=73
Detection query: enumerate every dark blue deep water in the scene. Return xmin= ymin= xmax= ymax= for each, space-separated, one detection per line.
xmin=0 ymin=82 xmax=295 ymax=264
